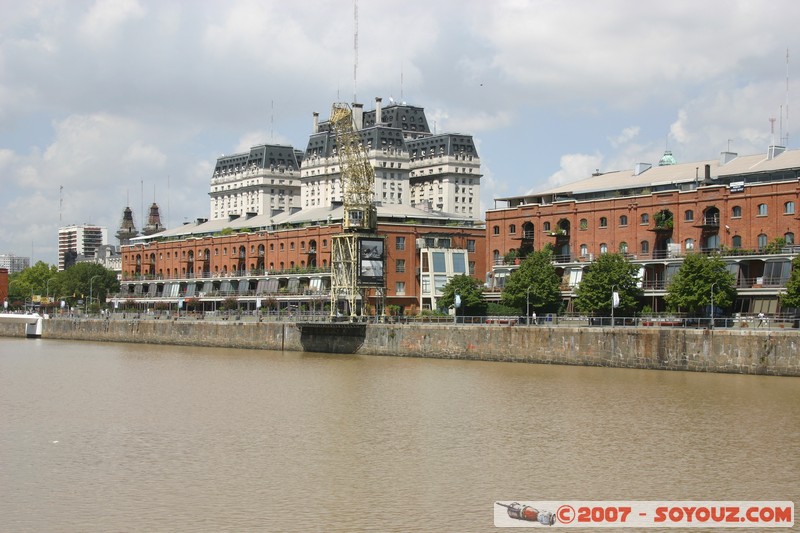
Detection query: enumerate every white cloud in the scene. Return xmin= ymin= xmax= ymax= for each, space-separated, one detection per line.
xmin=609 ymin=127 xmax=640 ymax=148
xmin=0 ymin=148 xmax=16 ymax=168
xmin=234 ymin=131 xmax=293 ymax=154
xmin=80 ymin=0 xmax=146 ymax=43
xmin=543 ymin=153 xmax=605 ymax=189
xmin=440 ymin=110 xmax=514 ymax=135
xmin=123 ymin=141 xmax=166 ymax=168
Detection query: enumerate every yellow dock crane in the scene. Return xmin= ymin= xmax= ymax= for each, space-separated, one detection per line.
xmin=328 ymin=103 xmax=385 ymax=319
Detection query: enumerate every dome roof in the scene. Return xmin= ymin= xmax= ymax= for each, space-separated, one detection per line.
xmin=658 ymin=150 xmax=677 ymax=166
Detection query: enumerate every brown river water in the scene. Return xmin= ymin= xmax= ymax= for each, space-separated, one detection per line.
xmin=1 ymin=337 xmax=797 ymax=532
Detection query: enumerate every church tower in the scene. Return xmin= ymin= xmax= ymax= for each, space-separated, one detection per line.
xmin=116 ymin=206 xmax=139 ymax=245
xmin=142 ymin=202 xmax=165 ymax=236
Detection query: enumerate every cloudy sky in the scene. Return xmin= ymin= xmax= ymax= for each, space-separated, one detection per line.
xmin=2 ymin=0 xmax=799 ymax=266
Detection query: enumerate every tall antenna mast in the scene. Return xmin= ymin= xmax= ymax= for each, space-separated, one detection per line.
xmin=400 ymin=62 xmax=404 ymax=102
xmin=786 ymin=48 xmax=790 ymax=147
xmin=769 ymin=116 xmax=777 ymax=145
xmin=353 ymin=0 xmax=358 ymax=103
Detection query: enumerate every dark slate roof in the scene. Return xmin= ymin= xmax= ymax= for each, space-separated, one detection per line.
xmin=303 ymin=101 xmax=477 ymax=159
xmin=363 ymin=103 xmax=431 ymax=136
xmin=213 ymin=144 xmax=304 ymax=173
xmin=406 ymin=134 xmax=479 ymax=158
xmin=304 ymin=125 xmax=408 ymax=158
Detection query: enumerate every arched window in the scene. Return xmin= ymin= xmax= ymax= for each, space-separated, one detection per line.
xmin=493 ymin=225 xmax=500 ymax=235
xmin=640 ymin=240 xmax=649 ymax=254
xmin=579 ymin=218 xmax=588 ymax=230
xmin=640 ymin=213 xmax=650 ymax=224
xmin=684 ymin=210 xmax=694 ymax=221
xmin=619 ymin=242 xmax=628 ymax=254
xmin=493 ymin=250 xmax=500 ymax=264
xmin=685 ymin=238 xmax=694 ymax=251
xmin=599 ymin=217 xmax=608 ymax=228
xmin=509 ymin=224 xmax=516 ymax=234
xmin=732 ymin=235 xmax=742 ymax=248
xmin=600 ymin=243 xmax=608 ymax=254
xmin=543 ymin=222 xmax=551 ymax=231
xmin=280 ymin=243 xmax=285 ymax=251
xmin=785 ymin=201 xmax=795 ymax=215
xmin=757 ymin=204 xmax=768 ymax=216
xmin=580 ymin=244 xmax=588 ymax=257
xmin=732 ymin=206 xmax=742 ymax=218
xmin=270 ymin=243 xmax=274 ymax=251
xmin=785 ymin=232 xmax=795 ymax=245
xmin=619 ymin=215 xmax=628 ymax=226
xmin=758 ymin=233 xmax=768 ymax=249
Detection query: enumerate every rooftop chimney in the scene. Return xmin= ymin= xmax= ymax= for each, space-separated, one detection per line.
xmin=375 ymin=97 xmax=382 ymax=125
xmin=634 ymin=162 xmax=652 ymax=176
xmin=768 ymin=145 xmax=785 ymax=160
xmin=719 ymin=151 xmax=737 ymax=165
xmin=352 ymin=103 xmax=364 ymax=131
xmin=312 ymin=112 xmax=319 ymax=134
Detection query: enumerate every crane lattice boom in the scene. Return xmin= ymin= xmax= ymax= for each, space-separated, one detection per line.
xmin=330 ymin=103 xmax=376 ymax=231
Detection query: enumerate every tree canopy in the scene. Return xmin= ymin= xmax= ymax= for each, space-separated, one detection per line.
xmin=574 ymin=253 xmax=643 ymax=315
xmin=780 ymin=256 xmax=800 ymax=310
xmin=7 ymin=261 xmax=119 ymax=310
xmin=500 ymin=249 xmax=561 ymax=314
xmin=438 ymin=274 xmax=487 ymax=316
xmin=8 ymin=261 xmax=59 ymax=301
xmin=664 ymin=253 xmax=736 ymax=315
xmin=58 ymin=262 xmax=119 ymax=307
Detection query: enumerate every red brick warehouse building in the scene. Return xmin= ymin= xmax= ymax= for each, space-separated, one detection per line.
xmin=486 ymin=146 xmax=800 ymax=314
xmin=119 ymin=206 xmax=485 ymax=315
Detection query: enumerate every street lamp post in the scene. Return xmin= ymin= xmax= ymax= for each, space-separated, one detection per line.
xmin=710 ymin=282 xmax=718 ymax=329
xmin=610 ymin=284 xmax=619 ymax=358
xmin=611 ymin=284 xmax=618 ymax=328
xmin=526 ymin=286 xmax=533 ymax=325
xmin=88 ymin=275 xmax=101 ymax=315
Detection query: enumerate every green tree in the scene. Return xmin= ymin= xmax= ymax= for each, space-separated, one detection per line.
xmin=439 ymin=274 xmax=487 ymax=316
xmin=780 ymin=256 xmax=800 ymax=309
xmin=500 ymin=249 xmax=561 ymax=314
xmin=664 ymin=253 xmax=736 ymax=315
xmin=574 ymin=253 xmax=643 ymax=315
xmin=8 ymin=261 xmax=59 ymax=302
xmin=58 ymin=263 xmax=119 ymax=309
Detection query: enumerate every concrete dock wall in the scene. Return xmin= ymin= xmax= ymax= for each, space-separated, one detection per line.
xmin=1 ymin=319 xmax=798 ymax=376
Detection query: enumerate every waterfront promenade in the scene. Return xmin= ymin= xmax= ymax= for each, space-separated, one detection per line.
xmin=1 ymin=314 xmax=798 ymax=376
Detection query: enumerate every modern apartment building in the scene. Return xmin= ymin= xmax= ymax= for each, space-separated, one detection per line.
xmin=0 ymin=254 xmax=30 ymax=274
xmin=58 ymin=224 xmax=108 ymax=271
